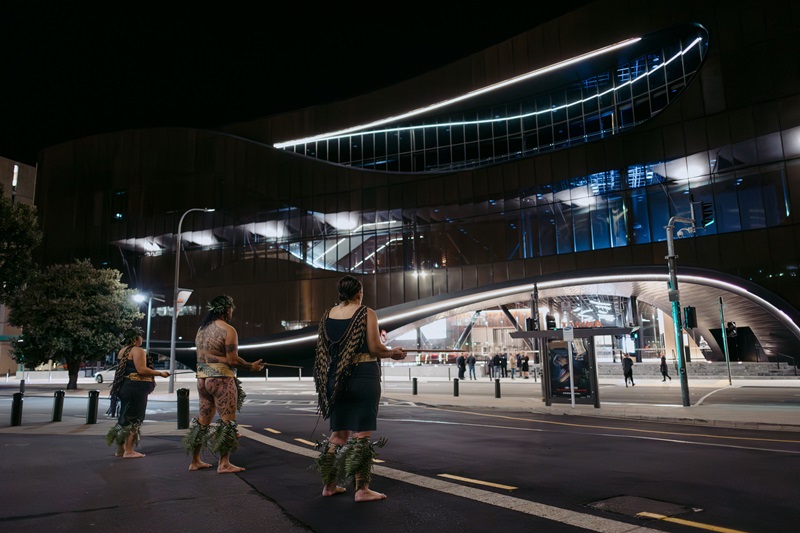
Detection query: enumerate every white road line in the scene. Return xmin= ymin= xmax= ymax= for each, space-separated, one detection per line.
xmin=238 ymin=427 xmax=660 ymax=533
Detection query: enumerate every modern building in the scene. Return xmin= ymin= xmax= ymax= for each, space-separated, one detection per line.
xmin=29 ymin=0 xmax=800 ymax=373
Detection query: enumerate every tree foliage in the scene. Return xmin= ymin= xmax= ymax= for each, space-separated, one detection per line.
xmin=8 ymin=259 xmax=142 ymax=389
xmin=0 ymin=183 xmax=42 ymax=305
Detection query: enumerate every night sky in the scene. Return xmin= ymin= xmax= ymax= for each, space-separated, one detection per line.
xmin=0 ymin=3 xmax=592 ymax=166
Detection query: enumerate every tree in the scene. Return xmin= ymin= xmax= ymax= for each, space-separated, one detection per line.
xmin=9 ymin=260 xmax=142 ymax=389
xmin=0 ymin=184 xmax=42 ymax=305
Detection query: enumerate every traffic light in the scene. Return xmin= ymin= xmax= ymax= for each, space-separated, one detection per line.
xmin=726 ymin=321 xmax=737 ymax=338
xmin=691 ymin=200 xmax=714 ymax=227
xmin=683 ymin=306 xmax=697 ymax=328
xmin=545 ymin=314 xmax=557 ymax=330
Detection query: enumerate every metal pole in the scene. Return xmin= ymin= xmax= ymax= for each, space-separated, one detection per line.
xmin=169 ymin=208 xmax=212 ymax=394
xmin=145 ymin=293 xmax=153 ymax=355
xmin=666 ymin=217 xmax=692 ymax=407
xmin=719 ymin=297 xmax=732 ymax=385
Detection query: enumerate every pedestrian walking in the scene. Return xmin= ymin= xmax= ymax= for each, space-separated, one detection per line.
xmin=660 ymin=354 xmax=672 ymax=381
xmin=622 ymin=354 xmax=635 ymax=387
xmin=509 ymin=352 xmax=517 ymax=379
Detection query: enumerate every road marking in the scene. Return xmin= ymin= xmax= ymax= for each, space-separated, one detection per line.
xmin=422 ymin=407 xmax=800 ymax=445
xmin=637 ymin=512 xmax=747 ymax=532
xmin=239 ymin=427 xmax=661 ymax=533
xmin=264 ymin=427 xmax=281 ymax=434
xmin=294 ymin=438 xmax=316 ymax=446
xmin=385 ymin=417 xmax=800 ymax=454
xmin=438 ymin=473 xmax=517 ymax=490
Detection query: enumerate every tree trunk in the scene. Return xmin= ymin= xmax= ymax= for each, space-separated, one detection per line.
xmin=66 ymin=359 xmax=80 ymax=390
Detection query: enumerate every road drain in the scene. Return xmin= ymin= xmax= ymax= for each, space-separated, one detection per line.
xmin=587 ymin=495 xmax=699 ymax=518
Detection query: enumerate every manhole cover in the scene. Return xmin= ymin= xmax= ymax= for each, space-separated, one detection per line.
xmin=587 ymin=495 xmax=697 ymax=518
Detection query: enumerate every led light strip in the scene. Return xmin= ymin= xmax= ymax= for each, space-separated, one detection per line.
xmin=235 ymin=270 xmax=799 ymax=351
xmin=273 ymin=37 xmax=641 ymax=149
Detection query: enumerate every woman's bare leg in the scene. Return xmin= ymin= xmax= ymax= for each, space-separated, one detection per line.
xmin=352 ymin=431 xmax=387 ymax=502
xmin=122 ymin=431 xmax=145 ymax=458
xmin=322 ymin=430 xmax=350 ymax=496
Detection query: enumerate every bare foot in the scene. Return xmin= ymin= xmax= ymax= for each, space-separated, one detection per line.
xmin=354 ymin=488 xmax=387 ymax=502
xmin=123 ymin=451 xmax=146 ymax=458
xmin=322 ymin=485 xmax=347 ymax=497
xmin=189 ymin=461 xmax=213 ymax=471
xmin=217 ymin=463 xmax=245 ymax=474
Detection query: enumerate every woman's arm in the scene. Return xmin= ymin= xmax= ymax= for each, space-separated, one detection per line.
xmin=131 ymin=347 xmax=169 ymax=378
xmin=365 ymin=308 xmax=405 ymax=360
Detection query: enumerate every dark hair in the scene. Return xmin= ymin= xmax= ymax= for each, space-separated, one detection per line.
xmin=200 ymin=295 xmax=235 ymax=329
xmin=122 ymin=327 xmax=144 ymax=345
xmin=337 ymin=275 xmax=362 ymax=302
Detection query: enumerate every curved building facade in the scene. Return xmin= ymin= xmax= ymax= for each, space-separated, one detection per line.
xmin=33 ymin=0 xmax=800 ymax=368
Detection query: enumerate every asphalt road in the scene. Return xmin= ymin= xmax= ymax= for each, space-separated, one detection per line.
xmin=3 ymin=380 xmax=799 ymax=532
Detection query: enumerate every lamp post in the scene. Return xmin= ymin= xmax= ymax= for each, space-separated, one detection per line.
xmin=132 ymin=291 xmax=165 ymax=356
xmin=169 ymin=207 xmax=215 ymax=393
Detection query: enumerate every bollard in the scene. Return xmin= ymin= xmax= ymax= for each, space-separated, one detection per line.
xmin=299 ymin=367 xmax=302 ymax=381
xmin=412 ymin=377 xmax=418 ymax=395
xmin=177 ymin=388 xmax=190 ymax=429
xmin=408 ymin=368 xmax=411 ymax=381
xmin=495 ymin=378 xmax=501 ymax=398
xmin=11 ymin=392 xmax=23 ymax=426
xmin=86 ymin=390 xmax=100 ymax=424
xmin=265 ymin=368 xmax=268 ymax=381
xmin=19 ymin=379 xmax=25 ymax=394
xmin=52 ymin=390 xmax=65 ymax=422
xmin=453 ymin=378 xmax=459 ymax=397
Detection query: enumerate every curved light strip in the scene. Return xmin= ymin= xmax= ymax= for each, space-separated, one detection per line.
xmin=279 ymin=37 xmax=702 ymax=150
xmin=273 ymin=37 xmax=641 ymax=149
xmin=235 ymin=270 xmax=800 ymax=351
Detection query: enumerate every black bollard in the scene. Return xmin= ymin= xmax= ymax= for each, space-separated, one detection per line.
xmin=453 ymin=378 xmax=459 ymax=397
xmin=412 ymin=377 xmax=418 ymax=395
xmin=52 ymin=390 xmax=65 ymax=422
xmin=11 ymin=392 xmax=23 ymax=426
xmin=19 ymin=379 xmax=25 ymax=394
xmin=495 ymin=378 xmax=501 ymax=398
xmin=86 ymin=390 xmax=99 ymax=424
xmin=177 ymin=388 xmax=190 ymax=429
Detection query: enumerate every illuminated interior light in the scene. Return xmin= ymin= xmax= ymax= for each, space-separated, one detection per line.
xmin=274 ymin=37 xmax=641 ymax=149
xmin=12 ymin=165 xmax=18 ymax=187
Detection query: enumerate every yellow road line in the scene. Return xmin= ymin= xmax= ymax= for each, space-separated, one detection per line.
xmin=438 ymin=473 xmax=517 ymax=490
xmin=264 ymin=427 xmax=281 ymax=434
xmin=637 ymin=511 xmax=748 ymax=533
xmin=294 ymin=438 xmax=315 ymax=446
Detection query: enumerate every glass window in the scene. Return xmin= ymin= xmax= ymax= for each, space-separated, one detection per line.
xmin=629 ymin=189 xmax=651 ymax=244
xmin=760 ymin=165 xmax=790 ymax=227
xmin=647 ymin=186 xmax=670 ymax=241
xmin=573 ymin=203 xmax=591 ymax=252
xmin=591 ymin=195 xmax=612 ymax=249
xmin=537 ymin=204 xmax=556 ymax=256
xmin=736 ymin=172 xmax=766 ymax=230
xmin=554 ymin=202 xmax=574 ymax=254
xmin=608 ymin=193 xmax=628 ymax=246
xmin=713 ymin=171 xmax=742 ymax=233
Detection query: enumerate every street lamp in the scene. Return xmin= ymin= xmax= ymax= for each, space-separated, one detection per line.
xmin=169 ymin=207 xmax=215 ymax=393
xmin=132 ymin=291 xmax=165 ymax=356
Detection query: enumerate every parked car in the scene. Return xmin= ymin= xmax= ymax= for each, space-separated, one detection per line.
xmin=94 ymin=368 xmax=117 ymax=383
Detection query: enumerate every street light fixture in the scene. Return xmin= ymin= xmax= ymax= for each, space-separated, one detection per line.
xmin=132 ymin=291 xmax=165 ymax=356
xmin=168 ymin=207 xmax=215 ymax=393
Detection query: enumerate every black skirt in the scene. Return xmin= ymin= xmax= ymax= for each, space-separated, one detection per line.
xmin=329 ymin=361 xmax=381 ymax=432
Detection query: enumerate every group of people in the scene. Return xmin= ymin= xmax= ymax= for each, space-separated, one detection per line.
xmin=455 ymin=353 xmax=477 ymax=379
xmin=105 ymin=275 xmax=405 ymax=503
xmin=487 ymin=352 xmax=531 ymax=379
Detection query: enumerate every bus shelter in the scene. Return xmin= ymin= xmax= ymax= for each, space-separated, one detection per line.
xmin=510 ymin=327 xmax=635 ymax=407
